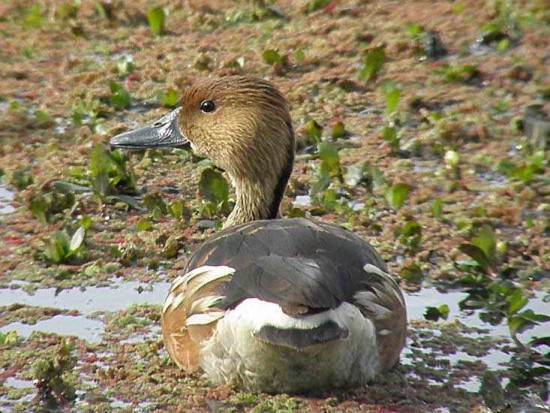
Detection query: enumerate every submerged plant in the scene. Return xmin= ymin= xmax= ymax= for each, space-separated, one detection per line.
xmin=385 ymin=182 xmax=410 ymax=210
xmin=27 ymin=187 xmax=76 ymax=224
xmin=42 ymin=226 xmax=87 ymax=264
xmin=435 ymin=64 xmax=480 ymax=83
xmin=109 ymin=82 xmax=131 ymax=109
xmin=88 ymin=144 xmax=137 ymax=200
xmin=146 ymin=7 xmax=166 ymax=36
xmin=457 ymin=225 xmax=499 ymax=276
xmin=359 ymin=46 xmax=386 ymax=82
xmin=310 ymin=141 xmax=343 ymax=196
xmin=197 ymin=167 xmax=231 ymax=218
xmin=10 ymin=168 xmax=34 ymax=190
xmin=32 ymin=340 xmax=77 ymax=409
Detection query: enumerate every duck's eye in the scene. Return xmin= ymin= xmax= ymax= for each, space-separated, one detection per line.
xmin=200 ymin=100 xmax=216 ymax=113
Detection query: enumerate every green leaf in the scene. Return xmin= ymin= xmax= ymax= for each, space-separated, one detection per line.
xmin=69 ymin=226 xmax=86 ymax=252
xmin=304 ymin=120 xmax=323 ymax=145
xmin=146 ymin=7 xmax=166 ymax=36
xmin=29 ymin=195 xmax=48 ymax=224
xmin=317 ymin=142 xmax=341 ymax=178
xmin=136 ymin=218 xmax=153 ymax=231
xmin=306 ymin=0 xmax=332 ymax=13
xmin=471 ymin=225 xmax=497 ymax=263
xmin=435 ymin=64 xmax=479 ymax=83
xmin=424 ymin=304 xmax=449 ymax=321
xmin=458 ymin=243 xmax=490 ymax=271
xmin=262 ymin=49 xmax=283 ymax=65
xmin=379 ymin=81 xmax=402 ymax=115
xmin=385 ymin=183 xmax=410 ymax=210
xmin=359 ymin=47 xmax=386 ymax=82
xmin=399 ymin=263 xmax=424 ymax=285
xmin=399 ymin=220 xmax=422 ymax=251
xmin=199 ymin=168 xmax=229 ymax=204
xmin=168 ymin=200 xmax=185 ymax=220
xmin=143 ymin=192 xmax=168 ymax=216
xmin=431 ymin=199 xmax=443 ymax=218
xmin=331 ymin=121 xmax=346 ymax=139
xmin=509 ymin=310 xmax=550 ymax=335
xmin=160 ymin=88 xmax=178 ymax=108
xmin=22 ymin=5 xmax=45 ymax=29
xmin=109 ymin=82 xmax=131 ymax=109
xmin=506 ymin=288 xmax=528 ymax=315
xmin=10 ymin=169 xmax=34 ymax=190
xmin=116 ymin=57 xmax=135 ymax=76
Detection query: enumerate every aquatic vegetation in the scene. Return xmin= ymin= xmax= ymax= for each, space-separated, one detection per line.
xmin=109 ymin=82 xmax=131 ymax=109
xmin=384 ymin=182 xmax=410 ymax=210
xmin=424 ymin=304 xmax=449 ymax=321
xmin=146 ymin=7 xmax=166 ymax=36
xmin=458 ymin=225 xmax=503 ymax=276
xmin=262 ymin=49 xmax=284 ymax=65
xmin=88 ymin=144 xmax=137 ymax=200
xmin=359 ymin=46 xmax=386 ymax=82
xmin=305 ymin=0 xmax=332 ymax=13
xmin=497 ymin=150 xmax=545 ymax=184
xmin=330 ymin=120 xmax=346 ymax=139
xmin=0 ymin=330 xmax=20 ymax=346
xmin=197 ymin=167 xmax=231 ymax=218
xmin=396 ymin=220 xmax=422 ymax=254
xmin=310 ymin=141 xmax=343 ymax=196
xmin=10 ymin=168 xmax=34 ymax=191
xmin=302 ymin=119 xmax=323 ymax=147
xmin=115 ymin=56 xmax=135 ymax=76
xmin=42 ymin=226 xmax=87 ymax=264
xmin=435 ymin=64 xmax=480 ymax=83
xmin=32 ymin=340 xmax=77 ymax=409
xmin=379 ymin=81 xmax=404 ymax=154
xmin=1 ymin=0 xmax=548 ymax=410
xmin=398 ymin=263 xmax=424 ymax=287
xmin=159 ymin=87 xmax=179 ymax=108
xmin=27 ymin=187 xmax=76 ymax=224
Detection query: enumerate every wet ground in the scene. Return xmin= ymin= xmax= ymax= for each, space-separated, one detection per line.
xmin=0 ymin=0 xmax=548 ymax=412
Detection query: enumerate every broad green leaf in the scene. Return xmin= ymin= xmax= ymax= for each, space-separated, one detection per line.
xmin=359 ymin=47 xmax=386 ymax=82
xmin=424 ymin=304 xmax=449 ymax=321
xmin=506 ymin=288 xmax=528 ymax=315
xmin=147 ymin=7 xmax=166 ymax=36
xmin=160 ymin=88 xmax=178 ymax=108
xmin=304 ymin=120 xmax=323 ymax=145
xmin=471 ymin=225 xmax=497 ymax=263
xmin=306 ymin=0 xmax=332 ymax=13
xmin=199 ymin=168 xmax=229 ymax=204
xmin=331 ymin=121 xmax=346 ymax=139
xmin=431 ymin=199 xmax=443 ymax=218
xmin=262 ymin=49 xmax=283 ymax=65
xmin=317 ymin=142 xmax=341 ymax=178
xmin=399 ymin=263 xmax=424 ymax=285
xmin=109 ymin=82 xmax=130 ymax=109
xmin=380 ymin=81 xmax=401 ymax=114
xmin=458 ymin=243 xmax=490 ymax=271
xmin=136 ymin=218 xmax=153 ymax=231
xmin=385 ymin=183 xmax=410 ymax=209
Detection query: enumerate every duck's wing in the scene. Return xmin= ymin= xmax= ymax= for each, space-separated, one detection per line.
xmin=162 ymin=218 xmax=406 ymax=371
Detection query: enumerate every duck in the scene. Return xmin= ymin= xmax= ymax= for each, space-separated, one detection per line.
xmin=110 ymin=75 xmax=407 ymax=394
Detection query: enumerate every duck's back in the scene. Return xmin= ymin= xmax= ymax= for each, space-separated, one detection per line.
xmin=162 ymin=218 xmax=406 ymax=392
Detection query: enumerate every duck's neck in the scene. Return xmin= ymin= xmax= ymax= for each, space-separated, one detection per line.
xmin=224 ymin=150 xmax=294 ymax=228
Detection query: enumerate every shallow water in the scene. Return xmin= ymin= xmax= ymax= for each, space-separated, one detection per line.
xmin=1 ymin=281 xmax=546 ymax=365
xmin=0 ymin=184 xmax=15 ymax=214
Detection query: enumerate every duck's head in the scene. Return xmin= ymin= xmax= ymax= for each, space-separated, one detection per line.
xmin=110 ymin=76 xmax=295 ymax=226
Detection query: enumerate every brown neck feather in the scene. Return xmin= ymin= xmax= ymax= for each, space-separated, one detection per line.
xmin=224 ymin=135 xmax=294 ymax=228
